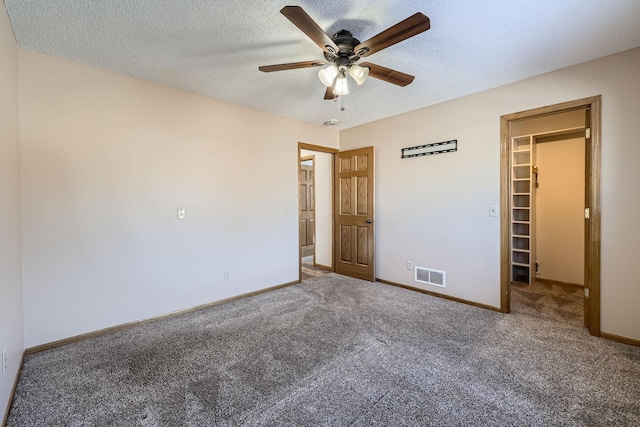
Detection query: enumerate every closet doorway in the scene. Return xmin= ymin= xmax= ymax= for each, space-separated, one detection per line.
xmin=500 ymin=96 xmax=601 ymax=336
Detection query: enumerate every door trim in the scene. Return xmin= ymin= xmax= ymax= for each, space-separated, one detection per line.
xmin=298 ymin=142 xmax=338 ymax=282
xmin=500 ymin=95 xmax=601 ymax=336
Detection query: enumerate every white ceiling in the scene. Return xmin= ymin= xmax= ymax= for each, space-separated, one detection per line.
xmin=6 ymin=0 xmax=640 ymax=130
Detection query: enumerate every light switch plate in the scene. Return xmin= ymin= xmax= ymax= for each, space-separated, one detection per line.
xmin=489 ymin=205 xmax=498 ymax=217
xmin=177 ymin=208 xmax=186 ymax=219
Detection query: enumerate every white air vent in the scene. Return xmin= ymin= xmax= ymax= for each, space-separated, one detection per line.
xmin=415 ymin=267 xmax=446 ymax=288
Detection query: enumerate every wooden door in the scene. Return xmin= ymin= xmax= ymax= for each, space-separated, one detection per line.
xmin=299 ymin=158 xmax=315 ymax=258
xmin=334 ymin=147 xmax=375 ymax=281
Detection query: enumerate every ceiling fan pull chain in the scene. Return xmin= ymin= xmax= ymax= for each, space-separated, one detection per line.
xmin=341 ymin=96 xmax=345 ymax=112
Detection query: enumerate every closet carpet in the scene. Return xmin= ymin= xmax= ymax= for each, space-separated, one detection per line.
xmin=510 ymin=280 xmax=584 ymax=326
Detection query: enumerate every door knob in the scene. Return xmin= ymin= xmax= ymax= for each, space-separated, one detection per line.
xmin=366 ymin=219 xmax=373 ymax=224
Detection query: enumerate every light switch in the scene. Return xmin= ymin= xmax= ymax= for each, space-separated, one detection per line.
xmin=489 ymin=205 xmax=498 ymax=217
xmin=177 ymin=208 xmax=186 ymax=219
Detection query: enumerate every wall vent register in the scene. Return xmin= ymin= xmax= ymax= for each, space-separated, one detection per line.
xmin=415 ymin=267 xmax=446 ymax=288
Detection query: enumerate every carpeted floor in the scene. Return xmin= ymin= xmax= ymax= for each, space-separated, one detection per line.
xmin=511 ymin=280 xmax=584 ymax=326
xmin=7 ymin=274 xmax=640 ymax=426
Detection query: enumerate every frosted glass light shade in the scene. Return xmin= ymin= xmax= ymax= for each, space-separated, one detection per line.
xmin=318 ymin=65 xmax=339 ymax=86
xmin=349 ymin=64 xmax=369 ymax=85
xmin=335 ymin=74 xmax=349 ymax=95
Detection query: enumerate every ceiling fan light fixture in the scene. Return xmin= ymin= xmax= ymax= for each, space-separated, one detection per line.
xmin=335 ymin=72 xmax=349 ymax=95
xmin=318 ymin=65 xmax=339 ymax=87
xmin=349 ymin=64 xmax=369 ymax=85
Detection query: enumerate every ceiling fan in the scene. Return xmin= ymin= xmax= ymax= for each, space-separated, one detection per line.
xmin=258 ymin=6 xmax=430 ymax=100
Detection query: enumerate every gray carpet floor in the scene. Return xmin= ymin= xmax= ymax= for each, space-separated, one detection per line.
xmin=7 ymin=274 xmax=640 ymax=426
xmin=511 ymin=280 xmax=584 ymax=326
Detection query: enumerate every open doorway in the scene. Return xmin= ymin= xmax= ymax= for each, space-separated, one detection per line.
xmin=500 ymin=96 xmax=601 ymax=336
xmin=298 ymin=143 xmax=337 ymax=281
xmin=508 ymin=110 xmax=586 ymax=326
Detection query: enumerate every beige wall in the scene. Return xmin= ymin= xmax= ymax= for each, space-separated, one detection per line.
xmin=341 ymin=47 xmax=640 ymax=341
xmin=535 ymin=138 xmax=585 ymax=285
xmin=300 ymin=149 xmax=332 ymax=268
xmin=19 ymin=49 xmax=339 ymax=347
xmin=0 ymin=1 xmax=23 ymax=421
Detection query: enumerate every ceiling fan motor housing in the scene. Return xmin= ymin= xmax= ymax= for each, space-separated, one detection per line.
xmin=324 ymin=30 xmax=364 ymax=64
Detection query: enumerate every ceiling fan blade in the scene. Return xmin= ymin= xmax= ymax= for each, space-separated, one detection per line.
xmin=360 ymin=62 xmax=415 ymax=87
xmin=355 ymin=13 xmax=430 ymax=57
xmin=281 ymin=6 xmax=339 ymax=55
xmin=324 ymin=84 xmax=337 ymax=100
xmin=259 ymin=60 xmax=325 ymax=72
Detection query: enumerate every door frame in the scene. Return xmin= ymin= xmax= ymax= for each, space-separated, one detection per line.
xmin=500 ymin=95 xmax=602 ymax=336
xmin=298 ymin=142 xmax=339 ymax=282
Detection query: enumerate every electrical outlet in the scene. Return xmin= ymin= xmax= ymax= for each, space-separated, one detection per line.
xmin=407 ymin=261 xmax=413 ymax=270
xmin=224 ymin=271 xmax=230 ymax=281
xmin=2 ymin=347 xmax=6 ymax=373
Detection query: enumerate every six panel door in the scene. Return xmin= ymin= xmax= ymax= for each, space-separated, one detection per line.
xmin=334 ymin=147 xmax=375 ymax=281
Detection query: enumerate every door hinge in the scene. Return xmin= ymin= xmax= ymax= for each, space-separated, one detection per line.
xmin=585 ymin=128 xmax=591 ymax=139
xmin=584 ymin=287 xmax=590 ymax=298
xmin=584 ymin=208 xmax=590 ymax=219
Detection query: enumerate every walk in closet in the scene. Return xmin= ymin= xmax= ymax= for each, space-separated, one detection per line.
xmin=509 ymin=126 xmax=585 ymax=285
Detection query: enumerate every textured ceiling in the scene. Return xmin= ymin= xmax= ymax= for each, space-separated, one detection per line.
xmin=6 ymin=0 xmax=640 ymax=130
